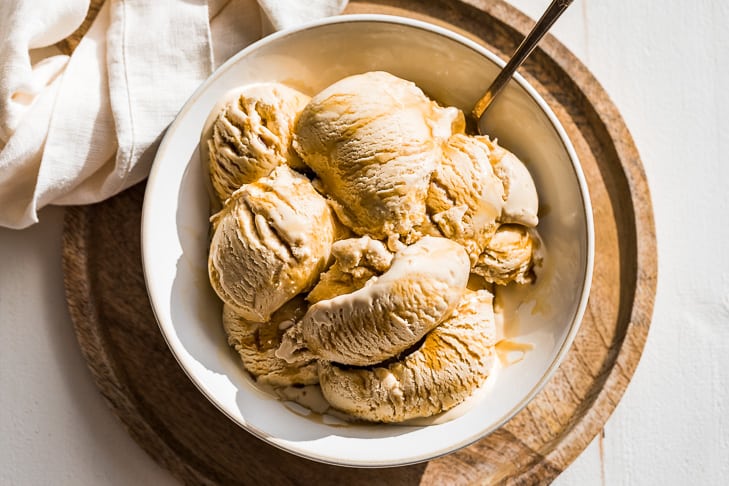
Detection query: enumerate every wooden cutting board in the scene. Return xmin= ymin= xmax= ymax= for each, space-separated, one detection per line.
xmin=60 ymin=0 xmax=657 ymax=484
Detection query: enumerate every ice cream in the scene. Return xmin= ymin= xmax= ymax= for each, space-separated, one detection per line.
xmin=318 ymin=289 xmax=498 ymax=423
xmin=206 ymin=83 xmax=309 ymax=202
xmin=485 ymin=139 xmax=539 ymax=227
xmin=474 ymin=224 xmax=538 ymax=285
xmin=293 ymin=71 xmax=464 ymax=240
xmin=203 ymin=71 xmax=543 ymax=424
xmin=208 ymin=165 xmax=335 ymax=322
xmin=426 ymin=134 xmax=505 ymax=264
xmin=277 ymin=236 xmax=470 ymax=366
xmin=222 ymin=297 xmax=318 ymax=386
xmin=307 ymin=236 xmax=393 ymax=304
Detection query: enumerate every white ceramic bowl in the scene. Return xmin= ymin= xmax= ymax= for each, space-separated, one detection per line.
xmin=141 ymin=14 xmax=594 ymax=467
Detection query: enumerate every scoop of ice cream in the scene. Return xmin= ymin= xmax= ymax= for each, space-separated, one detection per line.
xmin=474 ymin=224 xmax=537 ymax=285
xmin=307 ymin=236 xmax=393 ymax=304
xmin=208 ymin=165 xmax=335 ymax=322
xmin=427 ymin=134 xmax=505 ymax=264
xmin=318 ymin=289 xmax=498 ymax=422
xmin=293 ymin=71 xmax=464 ymax=240
xmin=277 ymin=236 xmax=470 ymax=366
xmin=485 ymin=140 xmax=539 ymax=227
xmin=222 ymin=298 xmax=318 ymax=386
xmin=205 ymin=83 xmax=310 ymax=202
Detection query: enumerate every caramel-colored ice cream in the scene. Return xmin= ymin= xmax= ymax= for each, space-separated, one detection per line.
xmin=206 ymin=83 xmax=309 ymax=202
xmin=277 ymin=236 xmax=470 ymax=366
xmin=306 ymin=236 xmax=393 ymax=304
xmin=474 ymin=224 xmax=538 ymax=285
xmin=208 ymin=165 xmax=335 ymax=322
xmin=204 ymin=71 xmax=542 ymax=423
xmin=426 ymin=134 xmax=505 ymax=264
xmin=318 ymin=289 xmax=498 ymax=422
xmin=293 ymin=71 xmax=464 ymax=240
xmin=485 ymin=139 xmax=539 ymax=227
xmin=222 ymin=298 xmax=318 ymax=386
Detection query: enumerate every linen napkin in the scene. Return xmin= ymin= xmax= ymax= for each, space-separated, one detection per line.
xmin=0 ymin=0 xmax=347 ymax=229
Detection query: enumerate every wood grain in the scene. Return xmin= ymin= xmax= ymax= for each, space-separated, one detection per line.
xmin=61 ymin=0 xmax=657 ymax=484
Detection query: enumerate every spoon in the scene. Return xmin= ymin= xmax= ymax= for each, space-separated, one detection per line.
xmin=473 ymin=0 xmax=574 ymax=134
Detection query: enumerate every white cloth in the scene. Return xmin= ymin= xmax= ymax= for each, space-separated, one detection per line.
xmin=0 ymin=0 xmax=347 ymax=229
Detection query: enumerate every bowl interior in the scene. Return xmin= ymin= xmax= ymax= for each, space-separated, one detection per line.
xmin=142 ymin=15 xmax=593 ymax=467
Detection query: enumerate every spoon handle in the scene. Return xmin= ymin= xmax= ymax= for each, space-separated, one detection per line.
xmin=473 ymin=0 xmax=574 ymax=120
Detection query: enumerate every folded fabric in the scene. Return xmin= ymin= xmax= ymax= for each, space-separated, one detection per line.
xmin=0 ymin=0 xmax=347 ymax=229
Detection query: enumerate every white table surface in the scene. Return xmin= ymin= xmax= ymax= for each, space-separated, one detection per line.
xmin=2 ymin=0 xmax=728 ymax=484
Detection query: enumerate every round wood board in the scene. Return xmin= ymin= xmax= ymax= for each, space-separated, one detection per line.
xmin=61 ymin=0 xmax=657 ymax=484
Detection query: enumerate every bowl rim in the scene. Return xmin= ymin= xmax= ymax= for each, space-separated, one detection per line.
xmin=141 ymin=13 xmax=595 ymax=468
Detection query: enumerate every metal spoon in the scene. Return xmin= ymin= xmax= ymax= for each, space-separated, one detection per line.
xmin=473 ymin=0 xmax=574 ymax=134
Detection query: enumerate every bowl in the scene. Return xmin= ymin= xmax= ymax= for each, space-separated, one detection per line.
xmin=141 ymin=14 xmax=594 ymax=467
